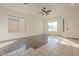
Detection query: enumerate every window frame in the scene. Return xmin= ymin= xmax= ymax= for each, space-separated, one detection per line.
xmin=48 ymin=21 xmax=58 ymax=32
xmin=8 ymin=15 xmax=26 ymax=33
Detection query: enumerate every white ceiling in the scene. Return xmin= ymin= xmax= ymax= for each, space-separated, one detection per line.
xmin=0 ymin=3 xmax=79 ymax=16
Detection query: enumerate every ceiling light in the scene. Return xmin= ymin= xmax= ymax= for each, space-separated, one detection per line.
xmin=70 ymin=3 xmax=74 ymax=5
xmin=23 ymin=3 xmax=28 ymax=6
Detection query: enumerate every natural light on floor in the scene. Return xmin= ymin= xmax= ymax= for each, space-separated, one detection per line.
xmin=60 ymin=38 xmax=79 ymax=48
xmin=0 ymin=40 xmax=17 ymax=48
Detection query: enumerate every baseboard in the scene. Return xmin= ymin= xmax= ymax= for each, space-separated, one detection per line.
xmin=0 ymin=34 xmax=43 ymax=42
xmin=66 ymin=37 xmax=79 ymax=40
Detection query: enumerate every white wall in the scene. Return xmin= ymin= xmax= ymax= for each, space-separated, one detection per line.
xmin=43 ymin=16 xmax=63 ymax=36
xmin=43 ymin=9 xmax=79 ymax=38
xmin=0 ymin=6 xmax=43 ymax=41
xmin=62 ymin=12 xmax=79 ymax=38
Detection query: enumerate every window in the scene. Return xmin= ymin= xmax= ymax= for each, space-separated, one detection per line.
xmin=18 ymin=18 xmax=26 ymax=32
xmin=48 ymin=22 xmax=53 ymax=31
xmin=8 ymin=15 xmax=26 ymax=33
xmin=8 ymin=16 xmax=18 ymax=32
xmin=48 ymin=21 xmax=57 ymax=32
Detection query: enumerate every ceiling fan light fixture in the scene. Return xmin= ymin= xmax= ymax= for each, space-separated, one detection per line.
xmin=70 ymin=3 xmax=74 ymax=5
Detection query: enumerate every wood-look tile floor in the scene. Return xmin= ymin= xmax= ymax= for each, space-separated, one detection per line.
xmin=0 ymin=34 xmax=79 ymax=56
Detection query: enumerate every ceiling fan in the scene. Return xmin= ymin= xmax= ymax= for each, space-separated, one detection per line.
xmin=40 ymin=7 xmax=52 ymax=15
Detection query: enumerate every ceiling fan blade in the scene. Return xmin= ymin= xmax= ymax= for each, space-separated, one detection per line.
xmin=46 ymin=12 xmax=50 ymax=15
xmin=42 ymin=9 xmax=45 ymax=12
xmin=42 ymin=13 xmax=44 ymax=15
xmin=47 ymin=10 xmax=52 ymax=12
xmin=42 ymin=7 xmax=46 ymax=12
xmin=39 ymin=12 xmax=45 ymax=15
xmin=43 ymin=7 xmax=46 ymax=9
